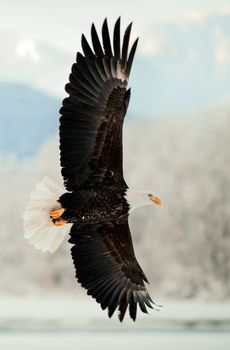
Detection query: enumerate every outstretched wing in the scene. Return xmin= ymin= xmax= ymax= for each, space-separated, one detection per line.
xmin=59 ymin=18 xmax=138 ymax=191
xmin=69 ymin=219 xmax=154 ymax=321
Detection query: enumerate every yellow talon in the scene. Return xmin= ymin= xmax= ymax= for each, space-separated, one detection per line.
xmin=52 ymin=218 xmax=67 ymax=226
xmin=49 ymin=208 xmax=65 ymax=219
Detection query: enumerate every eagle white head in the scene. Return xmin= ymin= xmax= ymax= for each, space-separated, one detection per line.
xmin=125 ymin=189 xmax=161 ymax=213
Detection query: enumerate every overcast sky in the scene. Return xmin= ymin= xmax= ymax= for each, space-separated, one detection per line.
xmin=1 ymin=0 xmax=230 ymax=52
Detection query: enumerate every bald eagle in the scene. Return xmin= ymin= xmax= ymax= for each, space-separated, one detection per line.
xmin=23 ymin=18 xmax=161 ymax=322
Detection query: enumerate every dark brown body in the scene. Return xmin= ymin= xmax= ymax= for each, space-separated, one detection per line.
xmin=59 ymin=186 xmax=129 ymax=224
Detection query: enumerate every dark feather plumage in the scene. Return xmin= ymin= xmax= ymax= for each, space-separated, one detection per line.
xmin=59 ymin=17 xmax=138 ymax=191
xmin=59 ymin=18 xmax=154 ymax=321
xmin=69 ymin=221 xmax=153 ymax=322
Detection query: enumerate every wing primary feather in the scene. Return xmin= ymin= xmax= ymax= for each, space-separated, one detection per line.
xmin=145 ymin=299 xmax=154 ymax=309
xmin=100 ymin=270 xmax=123 ymax=310
xmin=137 ymin=293 xmax=149 ymax=314
xmin=91 ymin=23 xmax=104 ymax=58
xmin=81 ymin=34 xmax=95 ymax=61
xmin=113 ymin=17 xmax=121 ymax=59
xmin=126 ymin=37 xmax=138 ymax=76
xmin=100 ymin=282 xmax=118 ymax=310
xmin=110 ymin=57 xmax=117 ymax=78
xmin=108 ymin=284 xmax=124 ymax=318
xmin=118 ymin=289 xmax=128 ymax=322
xmin=102 ymin=56 xmax=112 ymax=79
xmin=141 ymin=293 xmax=153 ymax=309
xmin=88 ymin=276 xmax=115 ymax=297
xmin=102 ymin=18 xmax=113 ymax=56
xmin=129 ymin=293 xmax=137 ymax=321
xmin=121 ymin=22 xmax=132 ymax=68
xmin=95 ymin=59 xmax=108 ymax=81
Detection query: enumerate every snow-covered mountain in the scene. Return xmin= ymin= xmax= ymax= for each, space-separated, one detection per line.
xmin=0 ymin=82 xmax=60 ymax=157
xmin=1 ymin=12 xmax=230 ymax=118
xmin=1 ymin=10 xmax=230 ymax=157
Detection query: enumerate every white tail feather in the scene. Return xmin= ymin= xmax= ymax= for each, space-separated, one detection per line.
xmin=22 ymin=176 xmax=72 ymax=254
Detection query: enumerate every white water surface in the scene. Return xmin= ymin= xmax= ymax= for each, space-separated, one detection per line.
xmin=0 ymin=296 xmax=230 ymax=350
xmin=0 ymin=297 xmax=229 ymax=332
xmin=1 ymin=331 xmax=230 ymax=350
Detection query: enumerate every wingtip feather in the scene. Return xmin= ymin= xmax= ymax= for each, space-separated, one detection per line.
xmin=91 ymin=23 xmax=104 ymax=58
xmin=102 ymin=18 xmax=113 ymax=56
xmin=113 ymin=17 xmax=121 ymax=59
xmin=121 ymin=22 xmax=133 ymax=71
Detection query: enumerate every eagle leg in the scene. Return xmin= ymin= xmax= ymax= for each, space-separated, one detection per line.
xmin=49 ymin=208 xmax=67 ymax=226
xmin=52 ymin=217 xmax=67 ymax=226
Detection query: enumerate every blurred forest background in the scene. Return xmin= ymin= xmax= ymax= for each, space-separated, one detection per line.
xmin=1 ymin=110 xmax=230 ymax=301
xmin=1 ymin=0 xmax=230 ymax=304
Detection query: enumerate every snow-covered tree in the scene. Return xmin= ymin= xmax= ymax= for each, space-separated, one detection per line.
xmin=1 ymin=108 xmax=229 ymax=300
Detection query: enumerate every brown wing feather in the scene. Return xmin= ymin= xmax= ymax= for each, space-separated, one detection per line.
xmin=59 ymin=18 xmax=138 ymax=191
xmin=69 ymin=219 xmax=154 ymax=322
